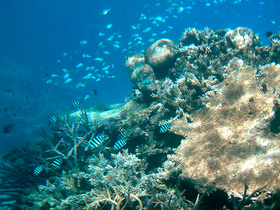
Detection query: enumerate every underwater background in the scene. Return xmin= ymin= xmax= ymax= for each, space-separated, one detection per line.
xmin=0 ymin=0 xmax=279 ymax=155
xmin=1 ymin=0 xmax=280 ymax=209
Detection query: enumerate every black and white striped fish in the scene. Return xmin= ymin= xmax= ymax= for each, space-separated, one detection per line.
xmin=15 ymin=158 xmax=25 ymax=166
xmin=159 ymin=123 xmax=172 ymax=133
xmin=88 ymin=133 xmax=109 ymax=148
xmin=49 ymin=116 xmax=57 ymax=125
xmin=113 ymin=138 xmax=127 ymax=150
xmin=118 ymin=128 xmax=129 ymax=140
xmin=50 ymin=158 xmax=63 ymax=170
xmin=34 ymin=165 xmax=44 ymax=176
xmin=71 ymin=101 xmax=81 ymax=109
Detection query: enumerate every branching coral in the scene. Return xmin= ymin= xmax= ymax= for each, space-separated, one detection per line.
xmin=24 ymin=150 xmax=184 ymax=210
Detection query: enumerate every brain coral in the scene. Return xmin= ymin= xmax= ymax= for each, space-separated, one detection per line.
xmin=145 ymin=39 xmax=177 ymax=78
xmin=169 ymin=58 xmax=280 ymax=194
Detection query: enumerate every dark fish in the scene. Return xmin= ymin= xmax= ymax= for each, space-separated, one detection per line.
xmin=92 ymin=89 xmax=97 ymax=95
xmin=50 ymin=158 xmax=63 ymax=170
xmin=265 ymin=31 xmax=273 ymax=38
xmin=3 ymin=123 xmax=14 ymax=134
xmin=113 ymin=138 xmax=127 ymax=150
xmin=34 ymin=165 xmax=44 ymax=176
xmin=159 ymin=123 xmax=172 ymax=133
xmin=71 ymin=101 xmax=80 ymax=109
xmin=4 ymin=88 xmax=15 ymax=96
xmin=89 ymin=133 xmax=109 ymax=148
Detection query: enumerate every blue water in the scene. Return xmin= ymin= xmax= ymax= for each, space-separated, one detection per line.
xmin=0 ymin=0 xmax=279 ymax=155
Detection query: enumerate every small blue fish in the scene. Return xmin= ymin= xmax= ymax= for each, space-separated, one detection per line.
xmin=34 ymin=165 xmax=44 ymax=176
xmin=113 ymin=138 xmax=127 ymax=150
xmin=159 ymin=123 xmax=172 ymax=133
xmin=76 ymin=63 xmax=84 ymax=69
xmin=106 ymin=24 xmax=113 ymax=29
xmin=89 ymin=133 xmax=109 ymax=148
xmin=80 ymin=40 xmax=88 ymax=45
xmin=138 ymin=79 xmax=152 ymax=85
xmin=101 ymin=8 xmax=111 ymax=15
xmin=50 ymin=158 xmax=63 ymax=170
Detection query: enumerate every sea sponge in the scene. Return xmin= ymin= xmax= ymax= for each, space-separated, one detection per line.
xmin=145 ymin=39 xmax=177 ymax=78
xmin=225 ymin=27 xmax=259 ymax=50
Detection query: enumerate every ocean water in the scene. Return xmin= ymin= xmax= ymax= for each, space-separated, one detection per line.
xmin=0 ymin=0 xmax=279 ymax=155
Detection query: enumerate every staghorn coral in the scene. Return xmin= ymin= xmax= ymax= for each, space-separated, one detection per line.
xmin=180 ymin=27 xmax=223 ymax=46
xmin=24 ymin=150 xmax=187 ymax=210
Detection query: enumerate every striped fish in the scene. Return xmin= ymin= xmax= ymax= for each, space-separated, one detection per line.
xmin=15 ymin=158 xmax=25 ymax=165
xmin=71 ymin=100 xmax=80 ymax=109
xmin=50 ymin=158 xmax=63 ymax=170
xmin=113 ymin=138 xmax=127 ymax=150
xmin=49 ymin=116 xmax=57 ymax=125
xmin=159 ymin=123 xmax=172 ymax=133
xmin=118 ymin=128 xmax=129 ymax=140
xmin=89 ymin=133 xmax=109 ymax=148
xmin=34 ymin=165 xmax=44 ymax=176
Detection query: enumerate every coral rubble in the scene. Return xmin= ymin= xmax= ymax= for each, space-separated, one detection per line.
xmin=2 ymin=27 xmax=280 ymax=209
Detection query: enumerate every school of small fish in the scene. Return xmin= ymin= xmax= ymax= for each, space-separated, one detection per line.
xmin=44 ymin=0 xmax=277 ymax=92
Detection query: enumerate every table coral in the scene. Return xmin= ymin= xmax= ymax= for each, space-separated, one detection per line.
xmin=170 ymin=60 xmax=280 ymax=194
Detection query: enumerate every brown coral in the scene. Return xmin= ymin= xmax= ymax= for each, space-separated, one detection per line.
xmin=169 ymin=59 xmax=280 ymax=195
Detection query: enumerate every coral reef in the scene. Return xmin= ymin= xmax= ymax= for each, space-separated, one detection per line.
xmin=2 ymin=27 xmax=280 ymax=209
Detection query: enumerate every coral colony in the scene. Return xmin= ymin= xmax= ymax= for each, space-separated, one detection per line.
xmin=1 ymin=27 xmax=280 ymax=209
